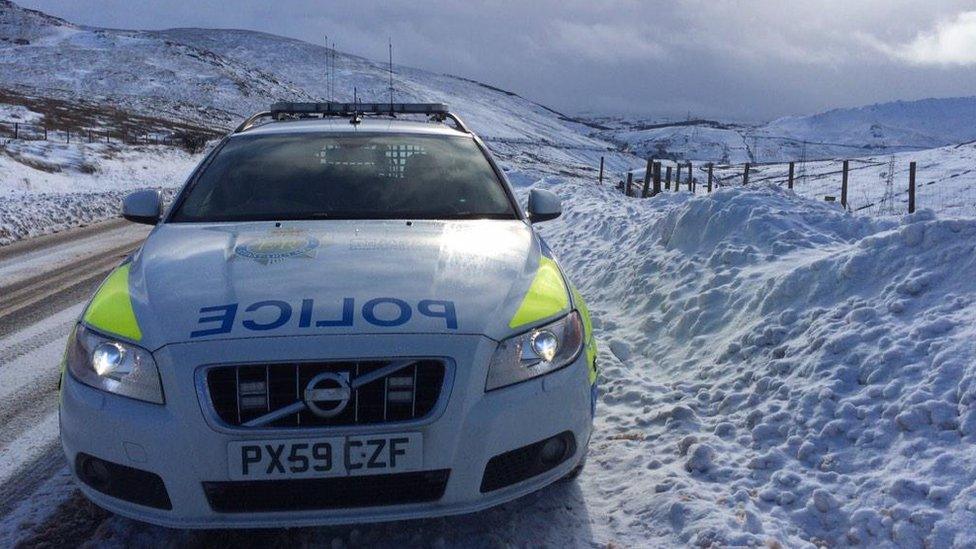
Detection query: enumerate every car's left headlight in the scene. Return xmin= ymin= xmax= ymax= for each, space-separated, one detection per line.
xmin=486 ymin=311 xmax=584 ymax=391
xmin=65 ymin=324 xmax=165 ymax=404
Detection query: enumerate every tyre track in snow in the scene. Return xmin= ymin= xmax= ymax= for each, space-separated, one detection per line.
xmin=0 ymin=220 xmax=148 ymax=544
xmin=0 ymin=441 xmax=62 ymax=520
xmin=0 ymin=223 xmax=147 ymax=339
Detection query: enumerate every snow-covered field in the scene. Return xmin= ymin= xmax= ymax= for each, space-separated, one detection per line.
xmin=621 ymin=139 xmax=976 ymax=220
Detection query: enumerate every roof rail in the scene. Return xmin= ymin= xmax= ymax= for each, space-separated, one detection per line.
xmin=234 ymin=111 xmax=272 ymax=133
xmin=234 ymin=102 xmax=471 ymax=134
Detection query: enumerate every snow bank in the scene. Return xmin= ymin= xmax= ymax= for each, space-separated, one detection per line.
xmin=541 ymin=183 xmax=976 ymax=546
xmin=0 ymin=140 xmax=199 ymax=244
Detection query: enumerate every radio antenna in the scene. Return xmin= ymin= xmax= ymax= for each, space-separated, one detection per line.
xmin=332 ymin=41 xmax=337 ymax=101
xmin=325 ymin=34 xmax=332 ymax=103
xmin=388 ymin=37 xmax=395 ymax=115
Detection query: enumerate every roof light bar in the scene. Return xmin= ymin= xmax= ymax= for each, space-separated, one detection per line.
xmin=234 ymin=102 xmax=470 ymax=134
xmin=269 ymin=102 xmax=450 ymax=116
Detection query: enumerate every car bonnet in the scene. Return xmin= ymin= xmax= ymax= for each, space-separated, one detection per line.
xmin=81 ymin=219 xmax=573 ymax=350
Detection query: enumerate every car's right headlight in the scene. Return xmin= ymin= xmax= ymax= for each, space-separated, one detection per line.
xmin=65 ymin=324 xmax=164 ymax=404
xmin=486 ymin=311 xmax=584 ymax=391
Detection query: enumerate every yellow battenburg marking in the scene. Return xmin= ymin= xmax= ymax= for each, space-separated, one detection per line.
xmin=508 ymin=256 xmax=570 ymax=329
xmin=82 ymin=264 xmax=143 ymax=342
xmin=571 ymin=284 xmax=599 ymax=385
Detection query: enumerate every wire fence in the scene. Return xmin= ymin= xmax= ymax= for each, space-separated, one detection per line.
xmin=600 ymin=155 xmax=976 ymax=218
xmin=0 ymin=119 xmax=192 ymax=147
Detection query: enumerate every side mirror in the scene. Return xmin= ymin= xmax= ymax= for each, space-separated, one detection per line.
xmin=122 ymin=189 xmax=162 ymax=225
xmin=527 ymin=188 xmax=562 ymax=223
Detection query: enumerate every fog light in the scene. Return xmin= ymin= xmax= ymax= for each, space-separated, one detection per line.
xmin=80 ymin=455 xmax=111 ymax=489
xmin=539 ymin=436 xmax=568 ymax=465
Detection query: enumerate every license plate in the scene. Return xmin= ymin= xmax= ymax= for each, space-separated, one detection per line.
xmin=227 ymin=433 xmax=422 ymax=480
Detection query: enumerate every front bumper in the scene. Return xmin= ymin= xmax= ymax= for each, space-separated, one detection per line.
xmin=59 ymin=333 xmax=593 ymax=528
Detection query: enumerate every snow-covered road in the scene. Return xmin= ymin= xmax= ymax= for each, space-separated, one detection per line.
xmin=0 ymin=219 xmax=147 ymax=547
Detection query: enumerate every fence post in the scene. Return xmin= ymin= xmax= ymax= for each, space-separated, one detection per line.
xmin=88 ymin=129 xmax=92 ymax=143
xmin=13 ymin=123 xmax=17 ymax=139
xmin=641 ymin=158 xmax=653 ymax=198
xmin=665 ymin=166 xmax=672 ymax=190
xmin=625 ymin=172 xmax=633 ymax=197
xmin=707 ymin=163 xmax=714 ymax=193
xmin=598 ymin=156 xmax=604 ymax=184
xmin=841 ymin=159 xmax=849 ymax=209
xmin=743 ymin=163 xmax=750 ymax=185
xmin=66 ymin=129 xmax=70 ymax=144
xmin=787 ymin=162 xmax=795 ymax=190
xmin=687 ymin=162 xmax=693 ymax=192
xmin=44 ymin=127 xmax=47 ymax=140
xmin=675 ymin=163 xmax=683 ymax=192
xmin=652 ymin=162 xmax=662 ymax=196
xmin=908 ymin=161 xmax=916 ymax=214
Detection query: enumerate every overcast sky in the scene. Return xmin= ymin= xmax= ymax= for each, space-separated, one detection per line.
xmin=17 ymin=0 xmax=976 ymax=121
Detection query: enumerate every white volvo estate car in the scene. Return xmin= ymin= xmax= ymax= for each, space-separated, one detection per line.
xmin=59 ymin=102 xmax=598 ymax=528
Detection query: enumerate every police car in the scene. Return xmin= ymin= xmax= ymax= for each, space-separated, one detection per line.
xmin=60 ymin=103 xmax=597 ymax=528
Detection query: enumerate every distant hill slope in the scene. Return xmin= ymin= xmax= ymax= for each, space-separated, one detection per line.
xmin=592 ymin=97 xmax=976 ymax=163
xmin=0 ymin=0 xmax=606 ymax=149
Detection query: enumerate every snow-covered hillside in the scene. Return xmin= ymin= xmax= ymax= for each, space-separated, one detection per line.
xmin=0 ymin=0 xmax=605 ymax=149
xmin=595 ymin=122 xmax=752 ymax=164
xmin=0 ymin=0 xmax=640 ymax=244
xmin=594 ymin=96 xmax=976 ymax=164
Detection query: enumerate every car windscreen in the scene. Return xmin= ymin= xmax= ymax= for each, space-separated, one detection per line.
xmin=170 ymin=133 xmax=518 ymax=222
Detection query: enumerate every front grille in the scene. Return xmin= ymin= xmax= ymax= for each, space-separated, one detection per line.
xmin=203 ymin=470 xmax=450 ymax=513
xmin=205 ymin=360 xmax=446 ymax=428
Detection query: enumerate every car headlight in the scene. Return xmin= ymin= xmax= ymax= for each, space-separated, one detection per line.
xmin=65 ymin=324 xmax=164 ymax=404
xmin=486 ymin=311 xmax=584 ymax=391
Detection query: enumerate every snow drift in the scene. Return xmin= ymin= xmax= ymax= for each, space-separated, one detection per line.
xmin=544 ymin=183 xmax=976 ymax=546
xmin=0 ymin=140 xmax=197 ymax=244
